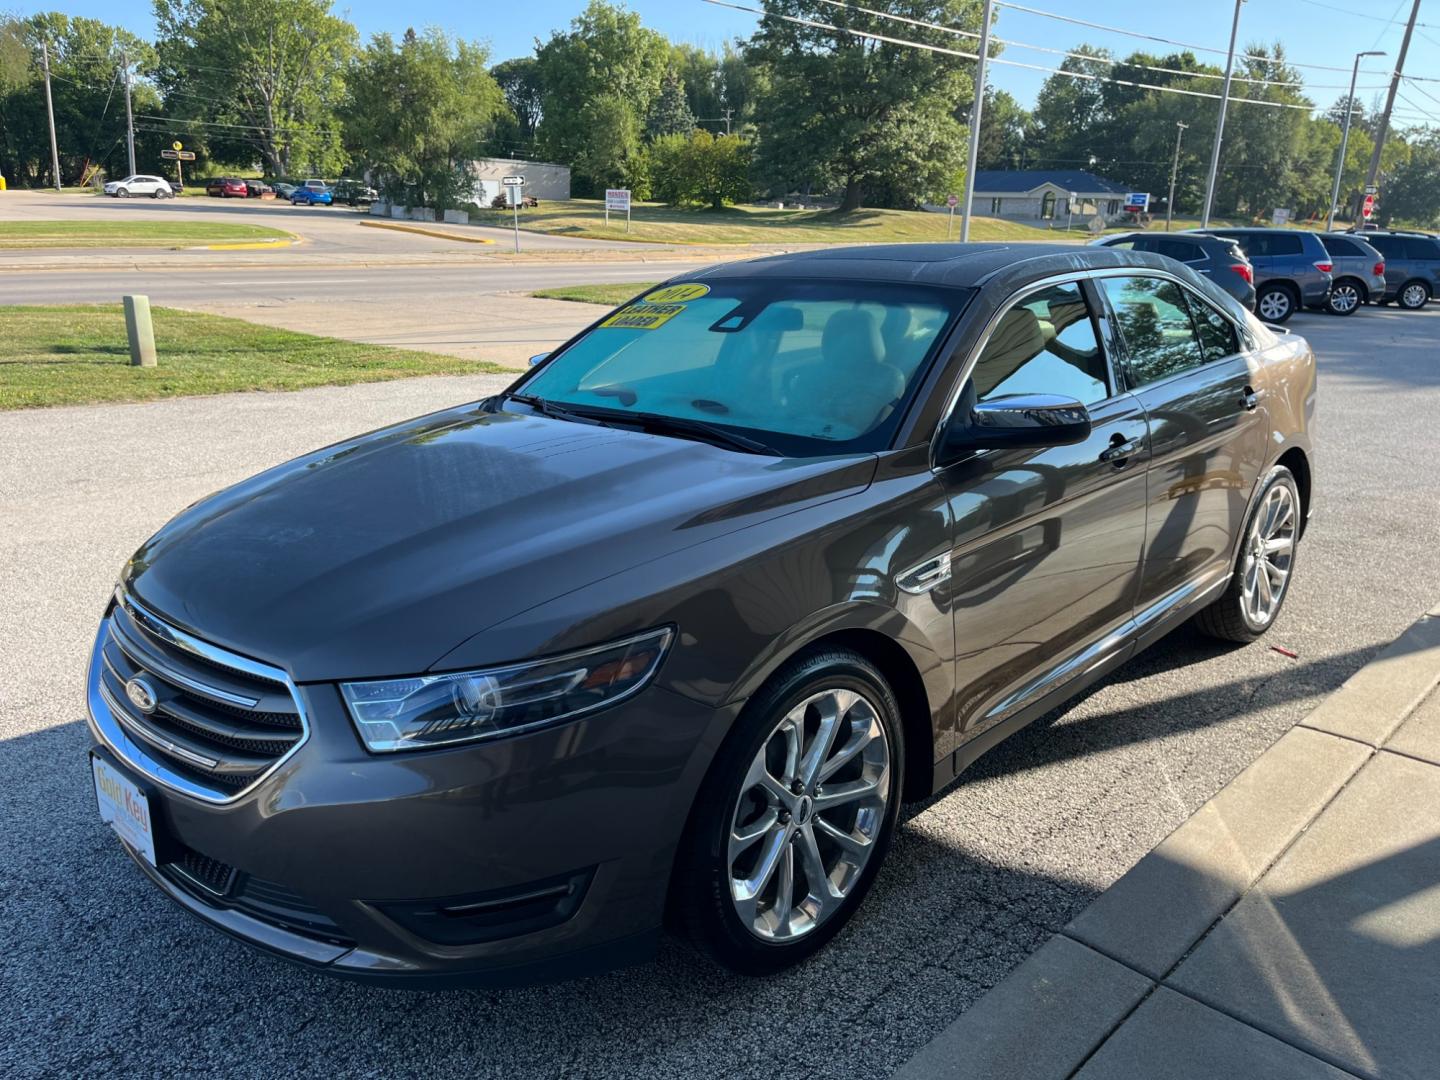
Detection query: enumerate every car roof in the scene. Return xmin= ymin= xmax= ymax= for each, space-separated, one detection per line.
xmin=684 ymin=243 xmax=1183 ymax=291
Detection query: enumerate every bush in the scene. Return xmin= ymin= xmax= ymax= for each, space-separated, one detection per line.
xmin=648 ymin=131 xmax=752 ymax=209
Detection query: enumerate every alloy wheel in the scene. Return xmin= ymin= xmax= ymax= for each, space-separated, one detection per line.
xmin=1328 ymin=283 xmax=1360 ymax=314
xmin=1401 ymin=283 xmax=1428 ymax=309
xmin=1241 ymin=483 xmax=1297 ymax=627
xmin=1257 ymin=289 xmax=1291 ymax=321
xmin=727 ymin=687 xmax=891 ymax=942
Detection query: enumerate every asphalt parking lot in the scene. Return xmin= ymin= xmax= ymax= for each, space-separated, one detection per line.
xmin=2 ymin=303 xmax=1438 ymax=1079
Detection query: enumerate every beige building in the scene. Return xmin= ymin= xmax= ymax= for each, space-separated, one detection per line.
xmin=469 ymin=158 xmax=571 ymax=205
xmin=971 ymin=170 xmax=1132 ymax=222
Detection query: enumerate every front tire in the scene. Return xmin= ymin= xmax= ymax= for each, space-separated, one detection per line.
xmin=1195 ymin=465 xmax=1301 ymax=643
xmin=673 ymin=648 xmax=905 ymax=975
xmin=1255 ymin=284 xmax=1296 ymax=323
xmin=1325 ymin=279 xmax=1363 ymax=315
xmin=1399 ymin=281 xmax=1430 ymax=310
xmin=116 ymin=188 xmax=130 ymax=198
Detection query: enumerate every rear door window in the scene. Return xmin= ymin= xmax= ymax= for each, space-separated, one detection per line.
xmin=1369 ymin=236 xmax=1406 ymax=259
xmin=1099 ymin=276 xmax=1207 ymax=387
xmin=1404 ymin=238 xmax=1440 ymax=261
xmin=970 ymin=282 xmax=1112 ymax=406
xmin=1183 ymin=291 xmax=1240 ymax=361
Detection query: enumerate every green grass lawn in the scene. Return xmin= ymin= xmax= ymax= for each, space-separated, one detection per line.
xmin=0 ymin=220 xmax=293 ymax=249
xmin=530 ymin=282 xmax=657 ymax=306
xmin=472 ymin=199 xmax=1108 ymax=245
xmin=0 ymin=305 xmax=514 ymax=409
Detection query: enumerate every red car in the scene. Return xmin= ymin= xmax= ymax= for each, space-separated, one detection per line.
xmin=206 ymin=177 xmax=249 ymax=198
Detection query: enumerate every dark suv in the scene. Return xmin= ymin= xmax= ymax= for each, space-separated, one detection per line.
xmin=1091 ymin=231 xmax=1255 ymax=309
xmin=1358 ymin=230 xmax=1440 ymax=309
xmin=86 ymin=245 xmax=1316 ymax=986
xmin=1193 ymin=227 xmax=1333 ymax=323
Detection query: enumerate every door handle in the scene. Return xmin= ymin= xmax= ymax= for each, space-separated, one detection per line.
xmin=1099 ymin=434 xmax=1140 ymax=464
xmin=1240 ymin=385 xmax=1266 ymax=411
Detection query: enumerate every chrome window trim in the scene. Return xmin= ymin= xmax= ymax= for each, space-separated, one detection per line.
xmin=88 ymin=591 xmax=312 ymax=806
xmin=929 ymin=267 xmax=1192 ymax=470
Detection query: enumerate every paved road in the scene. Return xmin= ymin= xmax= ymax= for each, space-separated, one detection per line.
xmin=0 ymin=187 xmax=649 ymax=254
xmin=2 ymin=307 xmax=1438 ymax=1079
xmin=2 ymin=262 xmax=706 ymax=306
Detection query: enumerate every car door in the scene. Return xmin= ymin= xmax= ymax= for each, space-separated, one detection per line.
xmin=937 ymin=279 xmax=1150 ymax=746
xmin=1095 ymin=274 xmax=1270 ymax=632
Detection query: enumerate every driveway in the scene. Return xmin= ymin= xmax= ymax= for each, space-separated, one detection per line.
xmin=1 ymin=307 xmax=1437 ymax=1078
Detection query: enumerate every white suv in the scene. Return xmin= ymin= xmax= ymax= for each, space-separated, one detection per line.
xmin=103 ymin=175 xmax=174 ymax=198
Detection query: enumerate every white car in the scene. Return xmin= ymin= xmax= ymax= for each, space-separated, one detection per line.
xmin=103 ymin=175 xmax=173 ymax=199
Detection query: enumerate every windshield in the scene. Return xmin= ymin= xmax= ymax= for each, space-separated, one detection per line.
xmin=516 ymin=279 xmax=967 ymax=455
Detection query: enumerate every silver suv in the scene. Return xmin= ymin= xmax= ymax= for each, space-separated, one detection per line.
xmin=1319 ymin=233 xmax=1387 ymax=316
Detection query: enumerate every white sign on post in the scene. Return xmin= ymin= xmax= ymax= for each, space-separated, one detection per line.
xmin=605 ymin=188 xmax=632 ymax=232
xmin=503 ymin=176 xmax=525 ymax=252
xmin=1271 ymin=207 xmax=1291 ymax=226
xmin=1124 ymin=192 xmax=1150 ymax=213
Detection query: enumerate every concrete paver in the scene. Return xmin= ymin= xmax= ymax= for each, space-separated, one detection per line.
xmin=1073 ymin=988 xmax=1356 ymax=1080
xmin=1299 ymin=613 xmax=1440 ymax=747
xmin=892 ymin=936 xmax=1151 ymax=1080
xmin=1065 ymin=726 xmax=1370 ymax=979
xmin=1168 ymin=750 xmax=1440 ymax=1080
xmin=1382 ymin=689 xmax=1440 ymax=767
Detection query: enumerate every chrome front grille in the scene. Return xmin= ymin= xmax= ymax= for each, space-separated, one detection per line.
xmin=89 ymin=593 xmax=308 ymax=803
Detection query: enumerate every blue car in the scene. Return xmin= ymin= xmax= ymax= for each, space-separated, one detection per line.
xmin=290 ymin=180 xmax=334 ymax=206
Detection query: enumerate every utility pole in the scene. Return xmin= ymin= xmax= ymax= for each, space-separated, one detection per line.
xmin=40 ymin=39 xmax=62 ymax=192
xmin=1328 ymin=51 xmax=1386 ymax=233
xmin=723 ymin=108 xmax=733 ymax=136
xmin=122 ymin=49 xmax=136 ymax=176
xmin=1166 ymin=121 xmax=1188 ymax=231
xmin=1363 ymin=0 xmax=1421 ymax=204
xmin=960 ymin=0 xmax=994 ymax=242
xmin=1201 ymin=0 xmax=1244 ymax=228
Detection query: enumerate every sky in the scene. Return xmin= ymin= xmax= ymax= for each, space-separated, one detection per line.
xmin=18 ymin=0 xmax=1440 ymax=127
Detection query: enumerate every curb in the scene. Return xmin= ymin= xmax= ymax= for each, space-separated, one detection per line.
xmin=892 ymin=604 xmax=1440 ymax=1080
xmin=358 ymin=219 xmax=497 ymax=244
xmin=189 ymin=238 xmax=298 ymax=251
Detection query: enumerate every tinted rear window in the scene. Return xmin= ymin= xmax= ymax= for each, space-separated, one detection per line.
xmin=1404 ymin=238 xmax=1440 ymax=260
xmin=1155 ymin=238 xmax=1205 ymax=263
xmin=1369 ymin=236 xmax=1406 ymax=258
xmin=1321 ymin=236 xmax=1363 ymax=258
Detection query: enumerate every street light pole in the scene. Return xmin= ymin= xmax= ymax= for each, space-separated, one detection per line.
xmin=960 ymin=0 xmax=994 ymax=243
xmin=40 ymin=39 xmax=62 ymax=192
xmin=122 ymin=50 xmax=136 ymax=177
xmin=1200 ymin=0 xmax=1244 ymax=228
xmin=1166 ymin=121 xmax=1188 ymax=232
xmin=1327 ymin=51 xmax=1385 ymax=233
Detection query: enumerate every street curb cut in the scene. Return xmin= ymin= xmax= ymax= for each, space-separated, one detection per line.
xmin=891 ymin=605 xmax=1440 ymax=1080
xmin=358 ymin=219 xmax=497 ymax=244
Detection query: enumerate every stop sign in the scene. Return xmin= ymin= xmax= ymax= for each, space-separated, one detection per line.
xmin=1362 ymin=193 xmax=1376 ymax=219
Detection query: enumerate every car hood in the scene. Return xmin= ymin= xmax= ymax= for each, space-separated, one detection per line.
xmin=125 ymin=403 xmax=876 ymax=682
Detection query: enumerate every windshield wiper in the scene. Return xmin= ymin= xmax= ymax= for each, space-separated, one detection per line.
xmin=506 ymin=393 xmax=606 ymax=426
xmin=624 ymin=412 xmax=781 ymax=456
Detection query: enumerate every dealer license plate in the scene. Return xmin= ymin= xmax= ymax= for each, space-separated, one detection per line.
xmin=92 ymin=754 xmax=158 ymax=867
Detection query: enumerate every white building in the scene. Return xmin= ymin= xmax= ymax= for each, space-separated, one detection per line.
xmin=971 ymin=170 xmax=1131 ymax=222
xmin=468 ymin=158 xmax=571 ymax=205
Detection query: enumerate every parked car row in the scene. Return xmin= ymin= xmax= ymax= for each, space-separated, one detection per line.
xmin=1093 ymin=226 xmax=1438 ymax=323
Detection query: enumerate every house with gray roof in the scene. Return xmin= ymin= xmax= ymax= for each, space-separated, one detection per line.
xmin=972 ymin=170 xmax=1133 ymax=222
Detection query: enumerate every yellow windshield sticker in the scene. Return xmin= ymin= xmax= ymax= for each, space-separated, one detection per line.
xmin=599 ymin=301 xmax=688 ymax=330
xmin=645 ymin=283 xmax=710 ymax=303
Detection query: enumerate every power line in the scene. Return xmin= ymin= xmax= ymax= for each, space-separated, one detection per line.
xmin=1287 ymin=0 xmax=1437 ymax=26
xmin=715 ymin=0 xmax=1321 ymax=111
xmin=993 ymin=0 xmax=1360 ymax=73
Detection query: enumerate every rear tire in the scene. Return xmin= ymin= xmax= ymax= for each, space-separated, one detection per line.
xmin=1255 ymin=284 xmax=1296 ymax=323
xmin=673 ymin=648 xmax=905 ymax=975
xmin=1195 ymin=465 xmax=1301 ymax=643
xmin=1325 ymin=279 xmax=1363 ymax=316
xmin=116 ymin=188 xmax=130 ymax=198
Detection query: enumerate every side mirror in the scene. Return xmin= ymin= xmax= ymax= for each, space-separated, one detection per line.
xmin=939 ymin=393 xmax=1092 ymax=462
xmin=528 ymin=352 xmax=550 ymax=368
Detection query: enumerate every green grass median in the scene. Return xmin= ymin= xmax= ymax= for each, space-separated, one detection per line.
xmin=0 ymin=220 xmax=293 ymax=249
xmin=0 ymin=305 xmax=513 ymax=409
xmin=530 ymin=282 xmax=658 ymax=306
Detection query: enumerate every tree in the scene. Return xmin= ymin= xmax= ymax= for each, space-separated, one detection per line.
xmin=0 ymin=14 xmax=160 ymax=186
xmin=491 ymin=56 xmax=543 ymax=142
xmin=747 ymin=0 xmax=979 ymax=211
xmin=971 ymin=88 xmax=1033 ymax=169
xmin=1030 ymin=45 xmax=1112 ymax=168
xmin=650 ymin=129 xmax=751 ymax=207
xmin=343 ymin=28 xmax=506 ymax=210
xmin=535 ymin=1 xmax=669 ymax=193
xmin=1382 ymin=127 xmax=1440 ymax=227
xmin=153 ymin=0 xmax=354 ymax=177
xmin=571 ymin=91 xmax=648 ymax=195
xmin=647 ymin=67 xmax=695 ymax=139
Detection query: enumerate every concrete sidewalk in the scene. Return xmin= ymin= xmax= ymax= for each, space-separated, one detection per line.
xmin=895 ymin=604 xmax=1440 ymax=1080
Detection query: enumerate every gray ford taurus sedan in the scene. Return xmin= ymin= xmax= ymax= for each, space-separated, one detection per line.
xmin=86 ymin=244 xmax=1316 ymax=985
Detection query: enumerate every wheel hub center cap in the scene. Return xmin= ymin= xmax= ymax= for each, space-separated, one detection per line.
xmin=795 ymin=795 xmax=815 ymax=826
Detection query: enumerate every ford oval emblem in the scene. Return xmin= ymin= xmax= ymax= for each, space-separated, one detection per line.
xmin=125 ymin=676 xmax=158 ymax=714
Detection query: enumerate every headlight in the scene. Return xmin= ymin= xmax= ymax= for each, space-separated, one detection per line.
xmin=339 ymin=627 xmax=673 ymax=753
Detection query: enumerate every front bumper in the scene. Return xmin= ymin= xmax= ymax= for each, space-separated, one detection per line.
xmin=85 ymin=620 xmax=731 ymax=986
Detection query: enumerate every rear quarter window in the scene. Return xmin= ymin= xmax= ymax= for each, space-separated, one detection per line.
xmin=1369 ymin=236 xmax=1406 ymax=258
xmin=1404 ymin=238 xmax=1440 ymax=260
xmin=1322 ymin=237 xmax=1362 ymax=258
